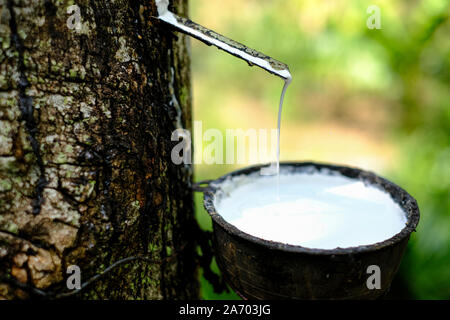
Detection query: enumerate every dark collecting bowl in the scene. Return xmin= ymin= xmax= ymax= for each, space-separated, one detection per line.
xmin=203 ymin=162 xmax=420 ymax=299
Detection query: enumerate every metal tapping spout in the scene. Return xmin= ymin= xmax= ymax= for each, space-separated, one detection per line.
xmin=155 ymin=0 xmax=292 ymax=81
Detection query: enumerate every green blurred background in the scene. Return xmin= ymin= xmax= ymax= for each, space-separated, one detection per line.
xmin=188 ymin=0 xmax=449 ymax=299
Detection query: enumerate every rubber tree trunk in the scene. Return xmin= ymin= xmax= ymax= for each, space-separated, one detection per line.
xmin=0 ymin=0 xmax=198 ymax=299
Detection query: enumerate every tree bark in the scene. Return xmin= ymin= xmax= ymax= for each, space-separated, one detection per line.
xmin=0 ymin=0 xmax=198 ymax=299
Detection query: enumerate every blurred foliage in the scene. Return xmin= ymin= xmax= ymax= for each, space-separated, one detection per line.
xmin=189 ymin=0 xmax=449 ymax=299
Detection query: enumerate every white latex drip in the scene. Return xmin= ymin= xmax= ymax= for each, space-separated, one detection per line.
xmin=259 ymin=77 xmax=291 ymax=200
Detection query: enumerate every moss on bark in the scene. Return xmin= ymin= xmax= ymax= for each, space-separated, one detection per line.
xmin=0 ymin=0 xmax=198 ymax=299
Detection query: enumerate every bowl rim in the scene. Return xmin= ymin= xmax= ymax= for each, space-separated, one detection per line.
xmin=202 ymin=161 xmax=420 ymax=255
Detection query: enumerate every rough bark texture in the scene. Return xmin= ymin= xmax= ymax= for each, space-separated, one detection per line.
xmin=0 ymin=0 xmax=198 ymax=299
